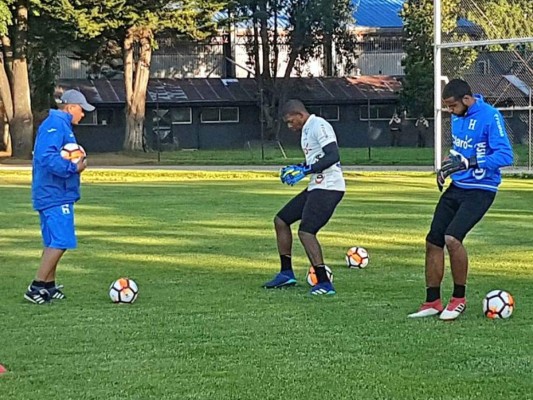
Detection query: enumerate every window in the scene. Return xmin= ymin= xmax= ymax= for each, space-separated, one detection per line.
xmin=171 ymin=108 xmax=192 ymax=124
xmin=307 ymin=105 xmax=340 ymax=121
xmin=477 ymin=60 xmax=488 ymax=74
xmin=79 ymin=109 xmax=114 ymax=126
xmin=201 ymin=107 xmax=239 ymax=123
xmin=359 ymin=105 xmax=396 ymax=121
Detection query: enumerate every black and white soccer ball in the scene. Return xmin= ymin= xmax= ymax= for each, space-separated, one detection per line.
xmin=109 ymin=278 xmax=139 ymax=304
xmin=345 ymin=246 xmax=369 ymax=269
xmin=482 ymin=290 xmax=514 ymax=319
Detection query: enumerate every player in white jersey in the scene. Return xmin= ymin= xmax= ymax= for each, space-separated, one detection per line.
xmin=263 ymin=100 xmax=345 ymax=296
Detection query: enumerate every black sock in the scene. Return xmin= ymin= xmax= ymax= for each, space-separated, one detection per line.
xmin=314 ymin=265 xmax=329 ymax=283
xmin=280 ymin=255 xmax=292 ymax=272
xmin=453 ymin=284 xmax=466 ymax=298
xmin=44 ymin=281 xmax=56 ymax=289
xmin=31 ymin=280 xmax=46 ymax=289
xmin=426 ymin=286 xmax=441 ymax=302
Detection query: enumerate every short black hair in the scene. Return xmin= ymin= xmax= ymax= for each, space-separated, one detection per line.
xmin=442 ymin=79 xmax=472 ymax=100
xmin=281 ymin=99 xmax=308 ymax=116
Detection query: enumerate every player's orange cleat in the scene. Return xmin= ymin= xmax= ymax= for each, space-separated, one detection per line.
xmin=408 ymin=299 xmax=444 ymax=318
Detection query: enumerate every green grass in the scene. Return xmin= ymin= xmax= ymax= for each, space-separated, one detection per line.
xmin=0 ymin=170 xmax=532 ymax=399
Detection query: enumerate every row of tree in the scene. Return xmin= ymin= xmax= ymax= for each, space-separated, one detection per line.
xmin=1 ymin=0 xmax=531 ymax=158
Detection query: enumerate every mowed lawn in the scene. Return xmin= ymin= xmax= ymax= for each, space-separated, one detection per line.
xmin=0 ymin=170 xmax=532 ymax=400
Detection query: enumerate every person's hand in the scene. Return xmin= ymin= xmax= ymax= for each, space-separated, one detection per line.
xmin=280 ymin=164 xmax=312 ymax=186
xmin=76 ymin=157 xmax=87 ymax=174
xmin=436 ymin=150 xmax=477 ymax=191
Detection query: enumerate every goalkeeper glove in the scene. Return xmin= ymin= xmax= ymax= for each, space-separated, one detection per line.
xmin=280 ymin=163 xmax=312 ymax=186
xmin=436 ymin=150 xmax=477 ymax=192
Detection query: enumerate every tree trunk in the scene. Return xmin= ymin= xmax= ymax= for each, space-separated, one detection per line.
xmin=10 ymin=1 xmax=33 ymax=158
xmin=123 ymin=27 xmax=152 ymax=151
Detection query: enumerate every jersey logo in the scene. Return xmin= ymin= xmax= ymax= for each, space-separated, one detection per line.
xmin=468 ymin=119 xmax=477 ymax=130
xmin=452 ymin=134 xmax=473 ymax=149
xmin=47 ymin=128 xmax=57 ymax=133
xmin=494 ymin=113 xmax=505 ymax=137
xmin=303 ymin=143 xmax=312 ymax=155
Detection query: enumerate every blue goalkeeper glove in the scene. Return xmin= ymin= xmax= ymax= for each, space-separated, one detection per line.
xmin=437 ymin=150 xmax=477 ymax=192
xmin=280 ymin=163 xmax=312 ymax=186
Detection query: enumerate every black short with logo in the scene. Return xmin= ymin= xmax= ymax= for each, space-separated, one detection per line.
xmin=276 ymin=189 xmax=344 ymax=235
xmin=426 ymin=184 xmax=496 ymax=247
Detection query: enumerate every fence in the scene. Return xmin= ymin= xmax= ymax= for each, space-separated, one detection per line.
xmin=434 ymin=0 xmax=533 ymax=170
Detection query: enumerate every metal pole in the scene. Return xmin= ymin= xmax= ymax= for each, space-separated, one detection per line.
xmin=260 ymin=89 xmax=265 ymax=161
xmin=156 ymin=90 xmax=161 ymax=163
xmin=434 ymin=0 xmax=442 ymax=171
xmin=367 ymin=98 xmax=371 ymax=161
xmin=527 ymin=87 xmax=533 ymax=171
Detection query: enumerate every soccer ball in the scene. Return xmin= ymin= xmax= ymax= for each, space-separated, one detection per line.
xmin=482 ymin=290 xmax=514 ymax=319
xmin=60 ymin=143 xmax=86 ymax=163
xmin=306 ymin=265 xmax=333 ymax=286
xmin=345 ymin=246 xmax=369 ymax=269
xmin=109 ymin=278 xmax=139 ymax=304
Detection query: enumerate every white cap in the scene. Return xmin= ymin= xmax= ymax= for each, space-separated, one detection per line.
xmin=60 ymin=89 xmax=95 ymax=112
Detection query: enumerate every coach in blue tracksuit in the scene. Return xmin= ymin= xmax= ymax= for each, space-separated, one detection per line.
xmin=25 ymin=89 xmax=94 ymax=304
xmin=409 ymin=79 xmax=514 ymax=321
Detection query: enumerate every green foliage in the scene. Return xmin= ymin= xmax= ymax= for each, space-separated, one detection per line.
xmin=1 ymin=172 xmax=533 ymax=399
xmin=0 ymin=0 xmax=12 ymax=36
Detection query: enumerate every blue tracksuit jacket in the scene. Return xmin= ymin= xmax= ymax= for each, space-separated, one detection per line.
xmin=450 ymin=94 xmax=514 ymax=192
xmin=32 ymin=110 xmax=81 ymax=211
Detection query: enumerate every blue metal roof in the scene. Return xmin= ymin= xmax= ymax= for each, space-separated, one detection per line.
xmin=353 ymin=0 xmax=404 ymax=28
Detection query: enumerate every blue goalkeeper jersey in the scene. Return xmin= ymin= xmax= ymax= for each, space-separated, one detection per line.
xmin=449 ymin=94 xmax=514 ymax=192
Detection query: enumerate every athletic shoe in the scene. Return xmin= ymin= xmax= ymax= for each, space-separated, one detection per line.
xmin=263 ymin=272 xmax=297 ymax=289
xmin=310 ymin=282 xmax=336 ymax=296
xmin=48 ymin=284 xmax=66 ymax=300
xmin=439 ymin=297 xmax=466 ymax=321
xmin=24 ymin=287 xmax=51 ymax=305
xmin=407 ymin=299 xmax=444 ymax=318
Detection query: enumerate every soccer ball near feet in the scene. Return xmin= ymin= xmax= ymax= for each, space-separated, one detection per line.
xmin=345 ymin=247 xmax=369 ymax=269
xmin=109 ymin=278 xmax=139 ymax=304
xmin=306 ymin=265 xmax=333 ymax=286
xmin=482 ymin=290 xmax=514 ymax=319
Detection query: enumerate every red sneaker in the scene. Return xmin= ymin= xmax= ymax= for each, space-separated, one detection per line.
xmin=439 ymin=297 xmax=466 ymax=321
xmin=407 ymin=299 xmax=444 ymax=318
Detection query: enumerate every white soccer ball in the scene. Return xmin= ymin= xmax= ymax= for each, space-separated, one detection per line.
xmin=345 ymin=246 xmax=369 ymax=269
xmin=109 ymin=278 xmax=139 ymax=304
xmin=60 ymin=142 xmax=86 ymax=163
xmin=482 ymin=290 xmax=514 ymax=319
xmin=306 ymin=265 xmax=333 ymax=286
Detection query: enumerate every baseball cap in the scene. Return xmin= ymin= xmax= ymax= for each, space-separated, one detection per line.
xmin=60 ymin=89 xmax=95 ymax=112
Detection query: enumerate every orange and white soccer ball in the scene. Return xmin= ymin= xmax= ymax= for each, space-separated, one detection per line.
xmin=306 ymin=265 xmax=333 ymax=286
xmin=345 ymin=246 xmax=369 ymax=269
xmin=60 ymin=142 xmax=86 ymax=163
xmin=483 ymin=290 xmax=514 ymax=319
xmin=109 ymin=278 xmax=139 ymax=304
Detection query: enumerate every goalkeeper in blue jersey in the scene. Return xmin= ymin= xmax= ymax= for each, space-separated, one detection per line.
xmin=263 ymin=99 xmax=345 ymax=296
xmin=409 ymin=79 xmax=514 ymax=320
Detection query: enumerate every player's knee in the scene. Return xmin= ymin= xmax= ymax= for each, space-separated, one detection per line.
xmin=298 ymin=229 xmax=315 ymax=241
xmin=444 ymin=234 xmax=462 ymax=250
xmin=274 ymin=215 xmax=288 ymax=229
xmin=426 ymin=232 xmax=445 ymax=248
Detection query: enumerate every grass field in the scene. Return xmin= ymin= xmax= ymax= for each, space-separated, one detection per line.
xmin=1 ymin=170 xmax=532 ymax=400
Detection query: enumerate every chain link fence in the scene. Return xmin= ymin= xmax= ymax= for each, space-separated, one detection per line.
xmin=435 ymin=0 xmax=533 ymax=169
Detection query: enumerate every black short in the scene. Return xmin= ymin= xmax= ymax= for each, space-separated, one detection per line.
xmin=276 ymin=189 xmax=344 ymax=235
xmin=426 ymin=184 xmax=496 ymax=247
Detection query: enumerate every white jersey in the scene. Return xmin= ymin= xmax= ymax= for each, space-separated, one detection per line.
xmin=301 ymin=114 xmax=345 ymax=192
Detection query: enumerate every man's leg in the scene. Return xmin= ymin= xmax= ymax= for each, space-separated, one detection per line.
xmin=300 ymin=190 xmax=343 ymax=295
xmin=39 ymin=248 xmax=66 ymax=282
xmin=264 ymin=190 xmax=307 ymax=289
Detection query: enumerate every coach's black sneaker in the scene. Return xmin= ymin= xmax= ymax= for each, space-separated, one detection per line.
xmin=24 ymin=287 xmax=51 ymax=305
xmin=263 ymin=271 xmax=297 ymax=289
xmin=48 ymin=284 xmax=66 ymax=300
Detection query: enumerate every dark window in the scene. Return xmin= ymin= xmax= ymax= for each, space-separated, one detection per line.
xmin=79 ymin=109 xmax=114 ymax=126
xmin=171 ymin=108 xmax=192 ymax=124
xmin=201 ymin=107 xmax=239 ymax=123
xmin=360 ymin=105 xmax=396 ymax=121
xmin=307 ymin=106 xmax=339 ymax=121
